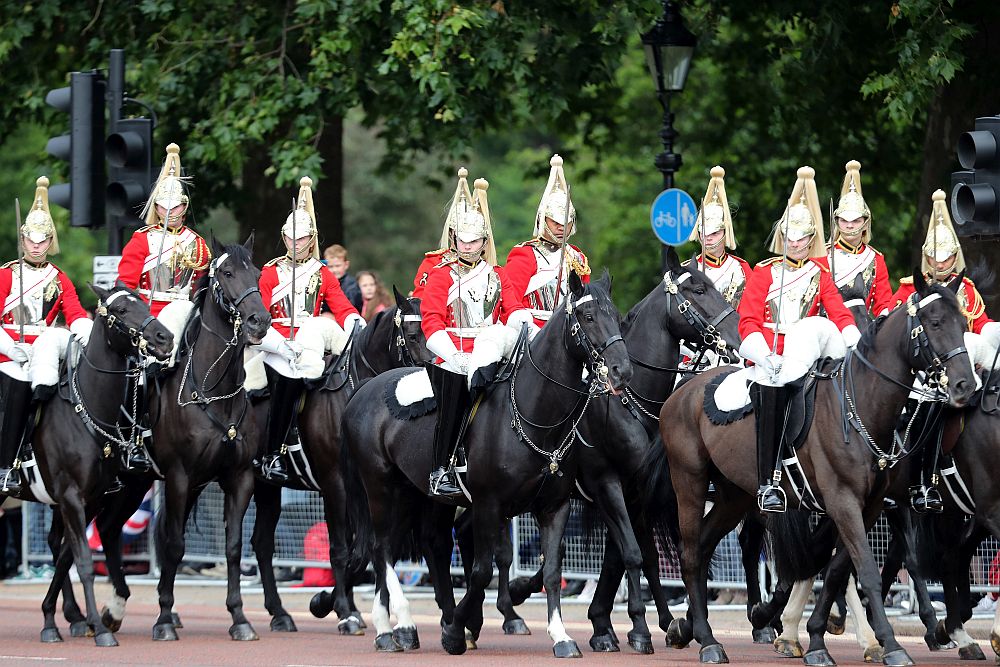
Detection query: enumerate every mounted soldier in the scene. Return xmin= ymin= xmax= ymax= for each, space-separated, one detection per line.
xmin=826 ymin=160 xmax=894 ymax=317
xmin=117 ymin=143 xmax=211 ymax=321
xmin=254 ymin=176 xmax=364 ymax=483
xmin=504 ymin=154 xmax=590 ymax=330
xmin=737 ymin=166 xmax=861 ymax=513
xmin=893 ymin=189 xmax=1000 ymax=512
xmin=0 ymin=177 xmax=92 ymax=494
xmin=422 ymin=171 xmax=532 ymax=497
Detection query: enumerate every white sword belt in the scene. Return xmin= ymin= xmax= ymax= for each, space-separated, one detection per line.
xmin=526 ymin=308 xmax=553 ymax=321
xmin=2 ymin=323 xmax=47 ymax=337
xmin=445 ymin=327 xmax=483 ymax=338
xmin=763 ymin=322 xmax=796 ymax=334
xmin=138 ymin=288 xmax=191 ymax=302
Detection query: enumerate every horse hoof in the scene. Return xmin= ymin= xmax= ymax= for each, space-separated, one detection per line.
xmin=928 ymin=631 xmax=956 ymax=650
xmin=270 ymin=614 xmax=297 ymax=632
xmin=882 ymin=647 xmax=915 ymax=666
xmin=553 ymin=640 xmax=582 ymax=658
xmin=71 ymin=620 xmax=95 ymax=637
xmin=958 ymin=643 xmax=986 ymax=660
xmin=666 ymin=618 xmax=692 ymax=649
xmin=441 ymin=627 xmax=466 ymax=655
xmin=353 ymin=613 xmax=367 ymax=630
xmin=375 ymin=631 xmax=403 ymax=653
xmin=465 ymin=629 xmax=478 ymax=651
xmin=773 ymin=638 xmax=803 ymax=658
xmin=589 ymin=632 xmax=620 ymax=652
xmin=338 ymin=615 xmax=364 ymax=636
xmin=827 ymin=616 xmax=846 ymax=636
xmin=863 ymin=646 xmax=884 ymax=663
xmin=393 ymin=626 xmax=419 ymax=650
xmin=991 ymin=631 xmax=1000 ymax=656
xmin=699 ymin=643 xmax=729 ymax=664
xmin=750 ymin=602 xmax=772 ymax=628
xmin=229 ymin=622 xmax=259 ymax=641
xmin=503 ymin=618 xmax=531 ymax=635
xmin=627 ymin=631 xmax=654 ymax=654
xmin=152 ymin=623 xmax=178 ymax=641
xmin=309 ymin=591 xmax=334 ymax=619
xmin=935 ymin=619 xmax=951 ymax=646
xmin=94 ymin=632 xmax=119 ymax=647
xmin=40 ymin=627 xmax=63 ymax=643
xmin=752 ymin=627 xmax=777 ymax=644
xmin=802 ymin=648 xmax=836 ymax=666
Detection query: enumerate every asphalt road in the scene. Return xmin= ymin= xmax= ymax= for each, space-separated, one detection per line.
xmin=0 ymin=579 xmax=994 ymax=666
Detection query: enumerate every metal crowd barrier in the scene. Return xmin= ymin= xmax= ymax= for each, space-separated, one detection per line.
xmin=21 ymin=488 xmax=1000 ymax=596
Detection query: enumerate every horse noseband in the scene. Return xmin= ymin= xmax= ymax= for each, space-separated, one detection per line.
xmin=565 ymin=294 xmax=623 ymax=386
xmin=906 ymin=292 xmax=968 ymax=390
xmin=664 ymin=271 xmax=735 ymax=356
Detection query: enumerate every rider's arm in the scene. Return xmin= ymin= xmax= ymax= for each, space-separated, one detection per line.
xmin=53 ymin=270 xmax=89 ymax=327
xmin=817 ymin=268 xmax=861 ymax=346
xmin=964 ymin=279 xmax=993 ymax=335
xmin=869 ymin=252 xmax=894 ymax=317
xmin=320 ymin=267 xmax=363 ymax=329
xmin=501 ymin=244 xmax=537 ymax=305
xmin=115 ymin=232 xmax=148 ymax=290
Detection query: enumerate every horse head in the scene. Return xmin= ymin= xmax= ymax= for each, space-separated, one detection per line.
xmin=393 ymin=286 xmax=433 ymax=366
xmin=564 ymin=269 xmax=632 ymax=393
xmin=663 ymin=247 xmax=741 ymax=359
xmin=207 ymin=234 xmax=271 ymax=344
xmin=839 ymin=273 xmax=873 ymax=329
xmin=906 ymin=269 xmax=976 ymax=407
xmin=91 ymin=283 xmax=174 ymax=361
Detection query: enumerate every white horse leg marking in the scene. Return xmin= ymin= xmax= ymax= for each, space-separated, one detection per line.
xmin=371 ymin=563 xmax=394 ymax=636
xmin=384 ymin=563 xmax=415 ymax=629
xmin=778 ymin=578 xmax=810 ymax=645
xmin=844 ymin=575 xmax=878 ymax=650
xmin=106 ymin=593 xmax=127 ymax=621
xmin=950 ymin=627 xmax=978 ymax=648
xmin=547 ymin=608 xmax=572 ymax=645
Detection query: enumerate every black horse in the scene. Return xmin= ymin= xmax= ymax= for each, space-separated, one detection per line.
xmin=344 ymin=271 xmax=631 ymax=657
xmin=250 ymin=288 xmax=431 ymax=634
xmin=87 ymin=237 xmax=271 ymax=641
xmin=505 ymin=248 xmax=743 ymax=653
xmin=12 ymin=284 xmax=173 ymax=646
xmin=654 ymin=273 xmax=975 ymax=665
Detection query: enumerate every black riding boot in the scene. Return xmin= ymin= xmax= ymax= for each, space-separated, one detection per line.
xmin=261 ymin=370 xmax=304 ymax=484
xmin=0 ymin=374 xmax=31 ymax=495
xmin=910 ymin=432 xmax=944 ymax=514
xmin=427 ymin=363 xmax=470 ymax=498
xmin=752 ymin=384 xmax=787 ymax=513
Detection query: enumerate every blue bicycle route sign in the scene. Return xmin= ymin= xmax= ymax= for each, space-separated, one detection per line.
xmin=650 ymin=188 xmax=697 ymax=246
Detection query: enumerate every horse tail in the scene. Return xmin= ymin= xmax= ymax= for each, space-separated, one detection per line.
xmin=339 ymin=418 xmax=373 ymax=572
xmin=766 ymin=511 xmax=836 ymax=582
xmin=640 ymin=432 xmax=681 ymax=552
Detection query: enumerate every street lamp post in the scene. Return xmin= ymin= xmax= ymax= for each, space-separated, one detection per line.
xmin=642 ymin=0 xmax=696 ymax=271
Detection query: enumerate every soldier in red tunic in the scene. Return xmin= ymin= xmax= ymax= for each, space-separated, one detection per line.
xmin=254 ymin=177 xmax=364 ymax=482
xmin=893 ymin=189 xmax=998 ymax=512
xmin=422 ymin=172 xmax=531 ymax=496
xmin=116 ymin=143 xmax=211 ymax=318
xmin=504 ymin=155 xmax=590 ymax=330
xmin=826 ymin=160 xmax=894 ymax=317
xmin=0 ymin=177 xmax=92 ymax=494
xmin=737 ymin=167 xmax=860 ymax=512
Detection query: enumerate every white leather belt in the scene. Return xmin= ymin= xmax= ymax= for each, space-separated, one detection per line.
xmin=2 ymin=324 xmax=46 ymax=336
xmin=445 ymin=327 xmax=481 ymax=339
xmin=139 ymin=288 xmax=190 ymax=302
xmin=763 ymin=322 xmax=795 ymax=334
xmin=526 ymin=308 xmax=552 ymax=321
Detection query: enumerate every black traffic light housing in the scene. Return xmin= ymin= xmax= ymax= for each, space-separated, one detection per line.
xmin=951 ymin=115 xmax=1000 ymax=238
xmin=45 ymin=71 xmax=106 ymax=227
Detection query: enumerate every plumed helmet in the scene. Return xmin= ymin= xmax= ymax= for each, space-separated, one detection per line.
xmin=22 ymin=176 xmax=59 ymax=254
xmin=921 ymin=189 xmax=964 ymax=275
xmin=832 ymin=160 xmax=872 ymax=243
xmin=282 ymin=177 xmax=320 ymax=260
xmin=534 ymin=154 xmax=576 ymax=238
xmin=770 ymin=166 xmax=826 ymax=258
xmin=688 ymin=165 xmax=736 ymax=249
xmin=142 ymin=143 xmax=191 ymax=227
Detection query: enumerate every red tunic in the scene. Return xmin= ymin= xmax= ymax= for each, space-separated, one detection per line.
xmin=0 ymin=261 xmax=88 ymax=363
xmin=504 ymin=240 xmax=590 ymax=328
xmin=893 ymin=274 xmax=992 ymax=333
xmin=681 ymin=252 xmax=753 ymax=307
xmin=117 ymin=224 xmax=211 ymax=316
xmin=421 ymin=259 xmax=525 ymax=354
xmin=259 ymin=258 xmax=360 ymax=339
xmin=412 ymin=249 xmax=448 ymax=299
xmin=738 ymin=257 xmax=857 ymax=354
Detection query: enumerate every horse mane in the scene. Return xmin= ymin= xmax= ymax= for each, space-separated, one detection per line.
xmin=354 ymin=306 xmax=389 ymax=352
xmin=967 ymin=256 xmax=997 ymax=304
xmin=620 ymin=289 xmax=654 ymax=335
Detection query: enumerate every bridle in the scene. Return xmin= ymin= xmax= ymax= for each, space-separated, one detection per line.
xmin=511 ymin=288 xmax=625 ymax=474
xmin=842 ymin=290 xmax=969 ymax=469
xmin=206 ymin=252 xmax=261 ymax=334
xmin=350 ymin=306 xmax=423 ymax=390
xmin=662 ymin=270 xmax=735 ymax=360
xmin=96 ymin=289 xmax=158 ymax=356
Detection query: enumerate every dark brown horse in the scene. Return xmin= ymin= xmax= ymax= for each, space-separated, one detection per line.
xmin=654 ymin=274 xmax=975 ymax=665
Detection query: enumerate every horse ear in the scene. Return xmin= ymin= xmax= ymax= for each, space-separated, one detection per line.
xmin=599 ymin=268 xmax=613 ymax=294
xmin=664 ymin=246 xmax=681 ymax=273
xmin=950 ymin=269 xmax=966 ymax=294
xmin=89 ymin=282 xmax=109 ymax=302
xmin=569 ymin=270 xmax=585 ymax=296
xmin=393 ymin=285 xmax=408 ymax=310
xmin=210 ymin=232 xmax=224 ymax=258
xmin=913 ymin=268 xmax=928 ymax=295
xmin=243 ymin=231 xmax=255 ymax=253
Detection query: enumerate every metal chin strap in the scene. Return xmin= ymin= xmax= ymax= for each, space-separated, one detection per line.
xmin=663 ymin=270 xmax=735 ymax=359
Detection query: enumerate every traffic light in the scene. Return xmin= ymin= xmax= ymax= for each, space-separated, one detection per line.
xmin=45 ymin=71 xmax=106 ymax=227
xmin=951 ymin=115 xmax=1000 ymax=237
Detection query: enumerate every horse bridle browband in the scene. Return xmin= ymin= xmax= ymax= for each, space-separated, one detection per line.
xmin=663 ymin=271 xmax=735 ymax=358
xmin=98 ymin=289 xmax=158 ymax=353
xmin=208 ymin=253 xmax=261 ymax=333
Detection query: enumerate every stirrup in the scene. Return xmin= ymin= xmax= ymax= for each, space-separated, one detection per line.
xmin=105 ymin=478 xmax=124 ymax=495
xmin=261 ymin=454 xmax=288 ymax=483
xmin=126 ymin=446 xmax=153 ymax=473
xmin=757 ymin=484 xmax=786 ymax=513
xmin=0 ymin=468 xmax=22 ymax=496
xmin=909 ymin=485 xmax=943 ymax=514
xmin=429 ymin=467 xmax=462 ymax=498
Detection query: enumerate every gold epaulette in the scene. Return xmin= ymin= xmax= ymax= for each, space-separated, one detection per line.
xmin=424 ymin=247 xmax=448 ymax=257
xmin=898 ymin=276 xmax=913 ymax=285
xmin=0 ymin=260 xmax=17 ymax=269
xmin=264 ymin=257 xmax=283 ymax=267
xmin=963 ymin=278 xmax=986 ymax=319
xmin=813 ymin=260 xmax=830 ymax=273
xmin=571 ymin=250 xmax=591 ymax=277
xmin=433 ymin=251 xmax=458 ymax=269
xmin=136 ymin=224 xmax=160 ymax=233
xmin=871 ymin=247 xmax=884 ymax=257
xmin=756 ymin=257 xmax=781 ymax=268
xmin=514 ymin=238 xmax=542 ymax=248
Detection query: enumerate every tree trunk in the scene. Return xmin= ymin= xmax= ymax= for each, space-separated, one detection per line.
xmin=914 ymin=15 xmax=1000 ymax=317
xmin=236 ymin=115 xmax=344 ymax=268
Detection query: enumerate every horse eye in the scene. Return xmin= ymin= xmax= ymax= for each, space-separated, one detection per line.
xmin=224 ymin=270 xmax=234 ymax=278
xmin=585 ymin=313 xmax=595 ymax=322
xmin=695 ymin=286 xmax=706 ymax=295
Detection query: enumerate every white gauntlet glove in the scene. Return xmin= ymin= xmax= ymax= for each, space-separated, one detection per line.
xmin=344 ymin=312 xmax=366 ymax=331
xmin=70 ymin=318 xmax=94 ymax=346
xmin=282 ymin=339 xmax=304 ymax=362
xmin=6 ymin=344 xmax=29 ymax=365
xmin=449 ymin=351 xmax=470 ymax=375
xmin=841 ymin=324 xmax=862 ymax=349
